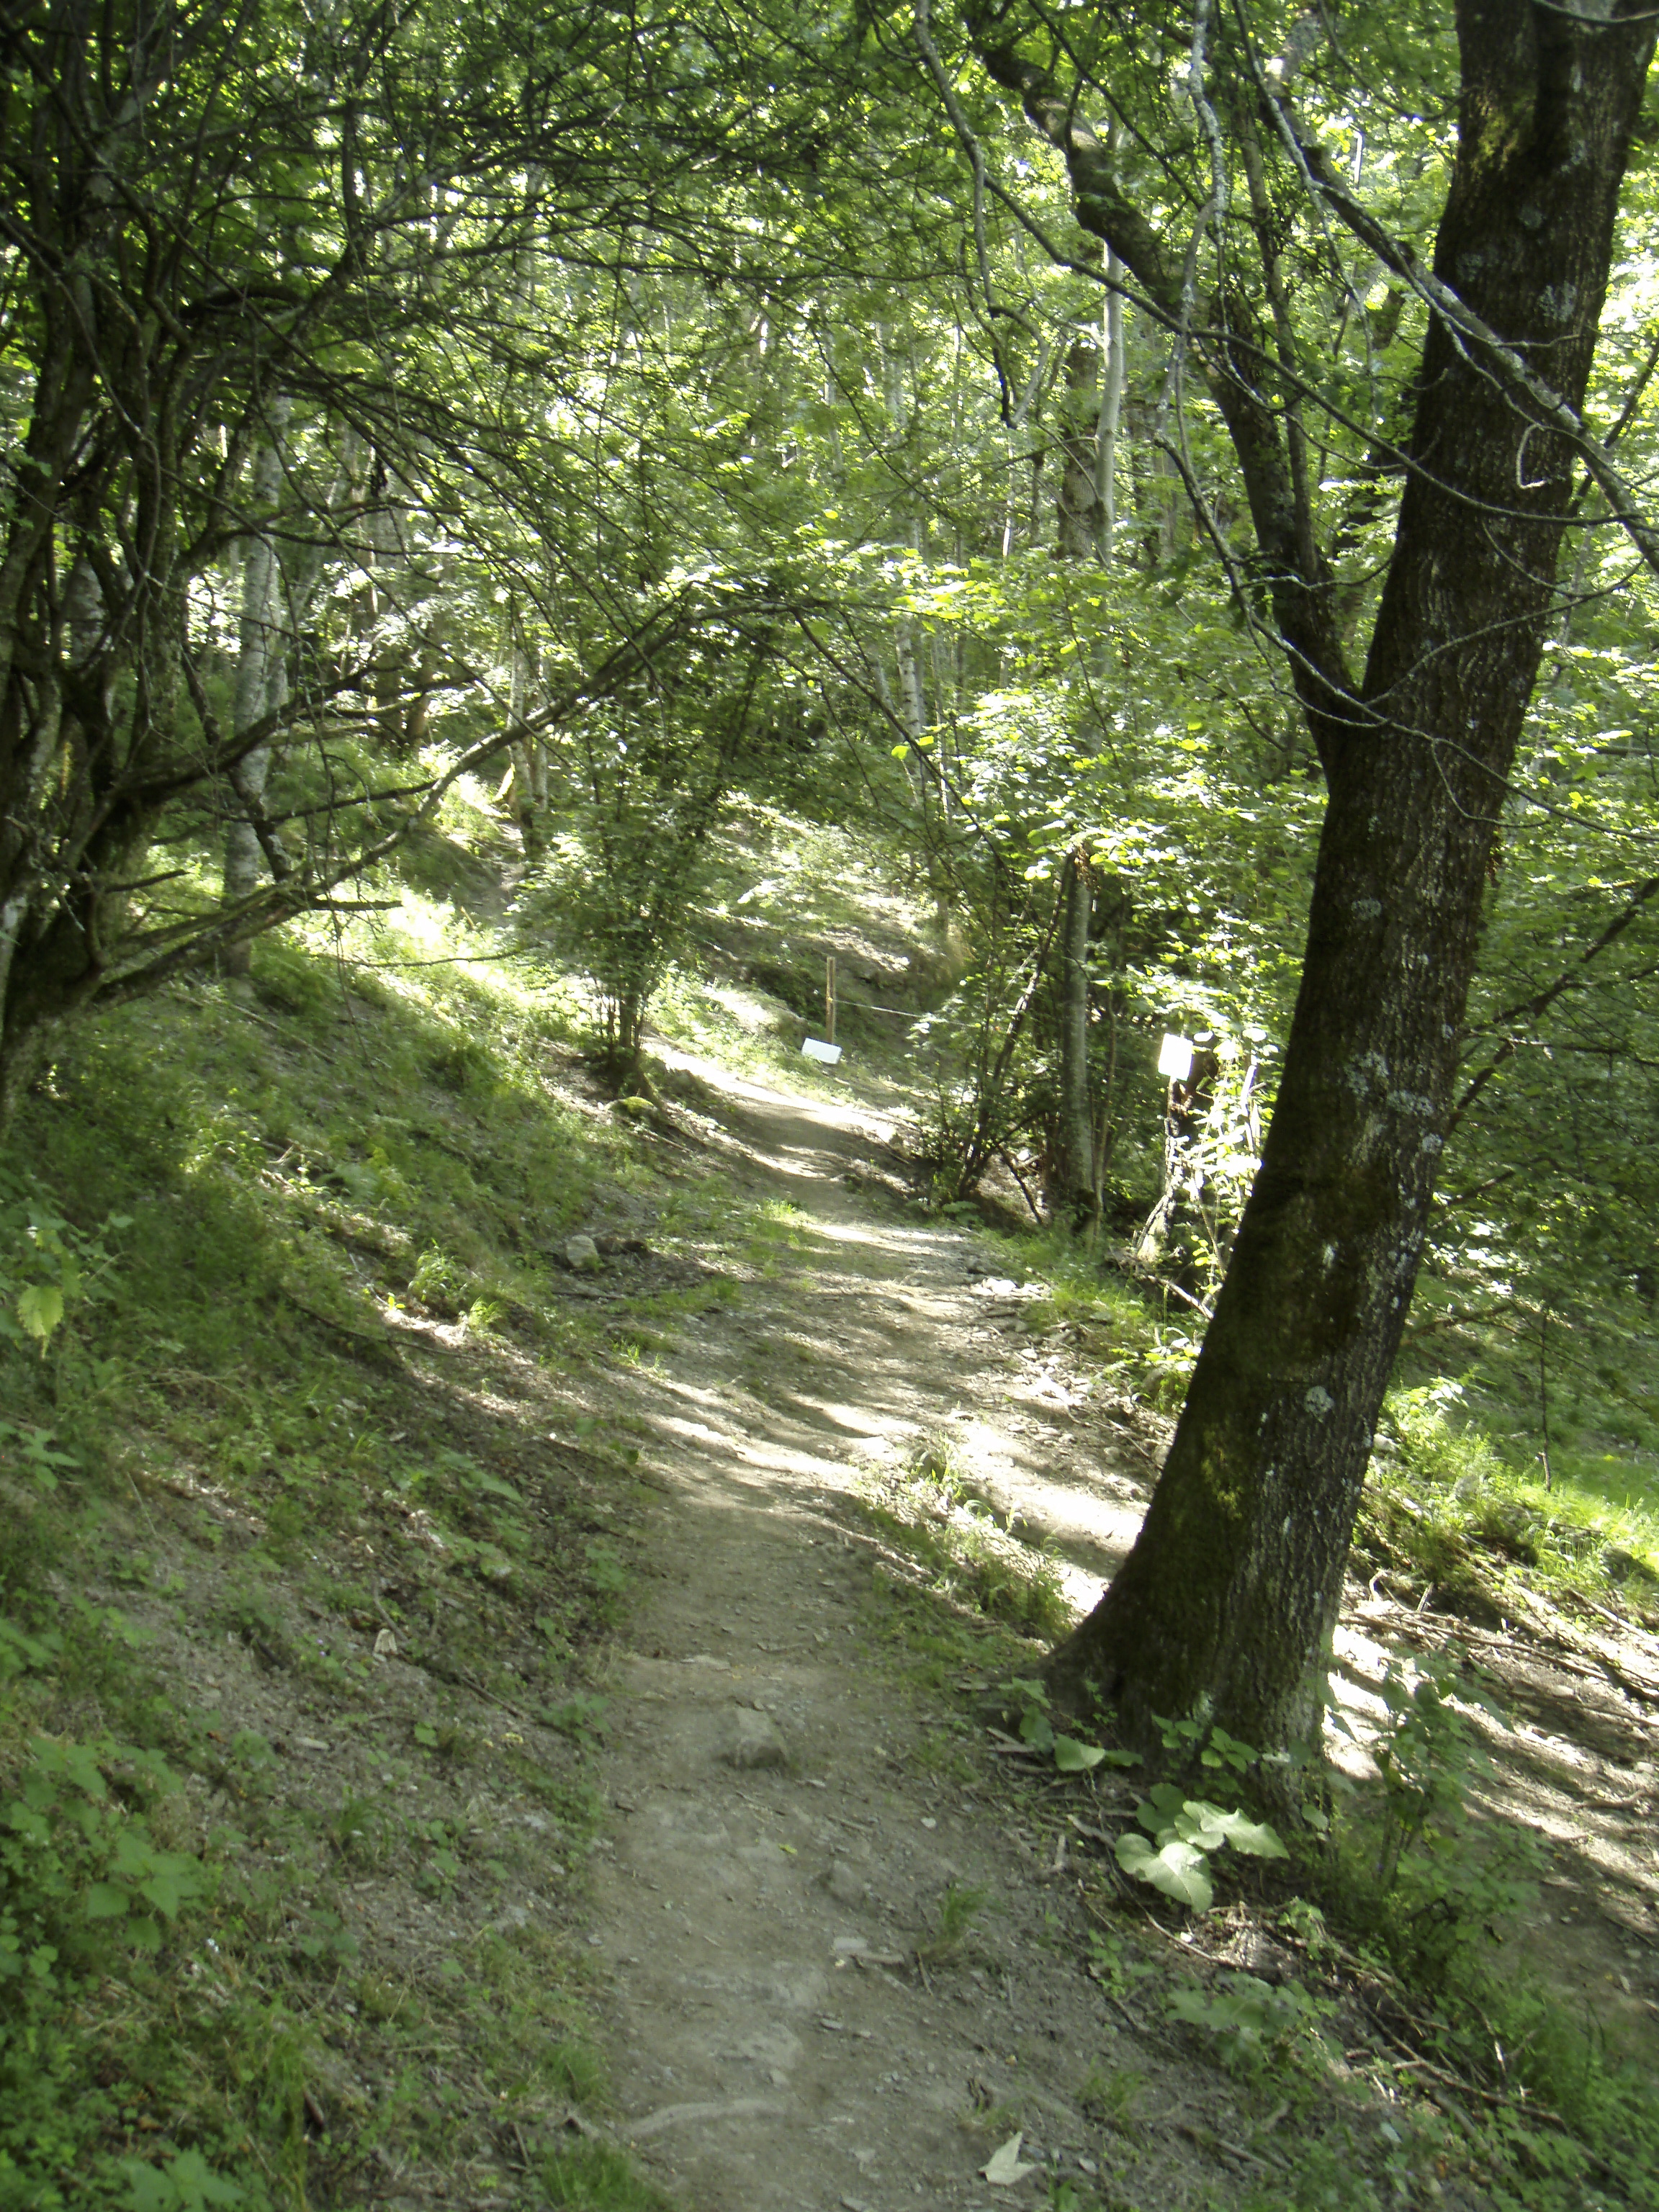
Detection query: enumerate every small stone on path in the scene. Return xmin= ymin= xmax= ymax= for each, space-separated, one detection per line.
xmin=721 ymin=1704 xmax=788 ymax=1769
xmin=565 ymin=1233 xmax=603 ymax=1272
xmin=824 ymin=1858 xmax=866 ymax=1905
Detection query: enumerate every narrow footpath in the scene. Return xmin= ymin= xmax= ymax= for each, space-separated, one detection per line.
xmin=580 ymin=1055 xmax=1253 ymax=2211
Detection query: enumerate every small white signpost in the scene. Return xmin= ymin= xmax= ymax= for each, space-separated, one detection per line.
xmin=804 ymin=952 xmax=843 ymax=1063
xmin=1158 ymin=1032 xmax=1195 ymax=1082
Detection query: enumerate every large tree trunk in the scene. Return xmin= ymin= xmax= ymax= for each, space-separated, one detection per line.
xmin=981 ymin=1 xmax=1658 ymax=1753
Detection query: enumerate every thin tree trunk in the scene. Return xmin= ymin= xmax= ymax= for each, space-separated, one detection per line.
xmin=1055 ymin=850 xmax=1093 ymax=1210
xmin=505 ymin=632 xmax=547 ymax=861
xmin=1056 ymin=342 xmax=1102 ymax=559
xmin=221 ymin=400 xmax=291 ymax=979
xmin=1097 ymin=253 xmax=1125 ymax=566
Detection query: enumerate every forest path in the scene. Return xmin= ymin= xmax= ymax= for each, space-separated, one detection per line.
xmin=577 ymin=1050 xmax=1659 ymax=2211
xmin=580 ymin=1049 xmax=1200 ymax=2211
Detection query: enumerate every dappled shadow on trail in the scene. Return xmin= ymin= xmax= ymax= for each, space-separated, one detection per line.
xmin=580 ymin=1051 xmax=1222 ymax=2210
xmin=647 ymin=1040 xmax=1151 ymax=1601
xmin=581 ymin=1046 xmax=1659 ymax=2209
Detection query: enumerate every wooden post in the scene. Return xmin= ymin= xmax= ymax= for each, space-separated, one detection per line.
xmin=825 ymin=955 xmax=837 ymax=1043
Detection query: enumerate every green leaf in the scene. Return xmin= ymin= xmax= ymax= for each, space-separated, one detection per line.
xmin=84 ymin=1882 xmax=130 ymax=1919
xmin=1053 ymin=1734 xmax=1107 ymax=1772
xmin=1019 ymin=1707 xmax=1056 ymax=1753
xmin=138 ymin=1872 xmax=185 ymax=1919
xmin=1115 ymin=1830 xmax=1214 ymax=1910
xmin=1200 ymin=1806 xmax=1289 ymax=1859
xmin=1172 ymin=1801 xmax=1234 ymax=1853
xmin=120 ymin=2148 xmax=245 ymax=2210
xmin=0 ymin=1617 xmax=63 ymax=1678
xmin=1002 ymin=1677 xmax=1048 ymax=1704
xmin=1136 ymin=1781 xmax=1187 ymax=1835
xmin=15 ymin=1284 xmax=63 ymax=1348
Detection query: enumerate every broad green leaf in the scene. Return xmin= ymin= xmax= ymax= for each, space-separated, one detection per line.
xmin=84 ymin=1882 xmax=130 ymax=1919
xmin=1136 ymin=1781 xmax=1187 ymax=1835
xmin=139 ymin=1873 xmax=185 ymax=1919
xmin=1019 ymin=1708 xmax=1055 ymax=1753
xmin=1208 ymin=1809 xmax=1289 ymax=1859
xmin=15 ymin=1285 xmax=63 ymax=1347
xmin=1172 ymin=1802 xmax=1233 ymax=1853
xmin=1173 ymin=1800 xmax=1290 ymax=1858
xmin=1053 ymin=1734 xmax=1107 ymax=1772
xmin=1115 ymin=1830 xmax=1215 ymax=1910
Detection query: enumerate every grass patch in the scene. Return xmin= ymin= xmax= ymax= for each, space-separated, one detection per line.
xmin=1353 ymin=1377 xmax=1659 ymax=1622
xmin=0 ymin=845 xmax=705 ymax=2210
xmin=538 ymin=2138 xmax=677 ymax=2208
xmin=853 ymin=1434 xmax=1072 ymax=1643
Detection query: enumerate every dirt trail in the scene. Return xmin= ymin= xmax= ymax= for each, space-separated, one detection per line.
xmin=580 ymin=1056 xmax=1245 ymax=2211
xmin=580 ymin=1054 xmax=1659 ymax=2209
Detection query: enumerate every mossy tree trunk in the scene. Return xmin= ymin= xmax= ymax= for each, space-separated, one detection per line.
xmin=975 ymin=0 xmax=1658 ymax=1753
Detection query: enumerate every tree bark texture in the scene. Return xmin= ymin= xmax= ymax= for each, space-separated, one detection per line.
xmin=1055 ymin=850 xmax=1094 ymax=1208
xmin=981 ymin=0 xmax=1658 ymax=1750
xmin=1056 ymin=342 xmax=1104 ymax=559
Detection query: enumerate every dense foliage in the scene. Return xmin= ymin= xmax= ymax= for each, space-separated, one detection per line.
xmin=6 ymin=1 xmax=1659 ymax=2199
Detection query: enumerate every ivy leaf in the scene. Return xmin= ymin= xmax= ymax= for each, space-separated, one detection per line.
xmin=981 ymin=2131 xmax=1038 ymax=2184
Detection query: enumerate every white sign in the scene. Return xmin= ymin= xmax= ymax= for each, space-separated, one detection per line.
xmin=1158 ymin=1033 xmax=1195 ymax=1082
xmin=801 ymin=1037 xmax=842 ymax=1065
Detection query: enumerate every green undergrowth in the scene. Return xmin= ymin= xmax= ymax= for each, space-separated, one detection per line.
xmin=837 ymin=1267 xmax=1659 ymax=2205
xmin=0 ymin=835 xmax=735 ymax=2206
xmin=647 ymin=811 xmax=950 ymax=1100
xmin=992 ymin=1223 xmax=1659 ymax=1618
xmin=965 ymin=1223 xmax=1206 ymax=1413
xmin=1038 ymin=1682 xmax=1659 ymax=2210
xmin=852 ymin=1432 xmax=1073 ymax=1644
xmin=1355 ymin=1375 xmax=1659 ymax=1625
